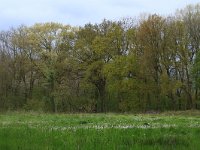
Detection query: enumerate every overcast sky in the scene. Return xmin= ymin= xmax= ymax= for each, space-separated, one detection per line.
xmin=0 ymin=0 xmax=199 ymax=30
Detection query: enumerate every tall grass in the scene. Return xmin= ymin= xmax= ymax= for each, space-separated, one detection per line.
xmin=0 ymin=112 xmax=200 ymax=150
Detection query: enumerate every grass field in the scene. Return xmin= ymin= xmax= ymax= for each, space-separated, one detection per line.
xmin=0 ymin=111 xmax=200 ymax=150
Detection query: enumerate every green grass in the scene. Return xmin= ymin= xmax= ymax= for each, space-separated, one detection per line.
xmin=0 ymin=111 xmax=200 ymax=149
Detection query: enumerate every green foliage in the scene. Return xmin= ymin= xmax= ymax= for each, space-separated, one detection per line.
xmin=0 ymin=3 xmax=200 ymax=112
xmin=104 ymin=55 xmax=141 ymax=111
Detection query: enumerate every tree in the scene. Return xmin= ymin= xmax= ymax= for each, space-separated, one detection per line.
xmin=192 ymin=51 xmax=200 ymax=108
xmin=137 ymin=14 xmax=167 ymax=110
xmin=26 ymin=23 xmax=76 ymax=112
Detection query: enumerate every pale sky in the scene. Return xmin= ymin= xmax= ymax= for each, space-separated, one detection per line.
xmin=0 ymin=0 xmax=199 ymax=30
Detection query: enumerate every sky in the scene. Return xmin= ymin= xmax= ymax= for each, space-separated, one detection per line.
xmin=0 ymin=0 xmax=199 ymax=30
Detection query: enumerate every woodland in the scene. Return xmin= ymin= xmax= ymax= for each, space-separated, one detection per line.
xmin=0 ymin=4 xmax=200 ymax=113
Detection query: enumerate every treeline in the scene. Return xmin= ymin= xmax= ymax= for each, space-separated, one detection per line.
xmin=0 ymin=4 xmax=200 ymax=112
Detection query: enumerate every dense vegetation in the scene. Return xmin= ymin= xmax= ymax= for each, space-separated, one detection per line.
xmin=0 ymin=4 xmax=200 ymax=112
xmin=1 ymin=111 xmax=200 ymax=149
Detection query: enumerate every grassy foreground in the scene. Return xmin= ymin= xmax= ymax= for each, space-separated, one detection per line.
xmin=0 ymin=111 xmax=200 ymax=150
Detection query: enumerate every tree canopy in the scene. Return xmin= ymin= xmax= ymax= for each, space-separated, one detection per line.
xmin=0 ymin=4 xmax=200 ymax=112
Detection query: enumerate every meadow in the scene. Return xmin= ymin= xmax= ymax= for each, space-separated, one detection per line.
xmin=0 ymin=111 xmax=200 ymax=150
